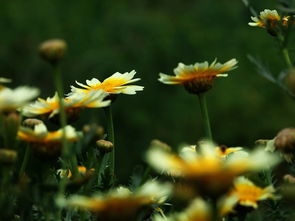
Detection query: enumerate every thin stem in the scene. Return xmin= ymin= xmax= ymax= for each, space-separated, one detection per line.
xmin=104 ymin=106 xmax=115 ymax=179
xmin=282 ymin=48 xmax=293 ymax=69
xmin=197 ymin=93 xmax=213 ymax=141
xmin=19 ymin=144 xmax=31 ymax=177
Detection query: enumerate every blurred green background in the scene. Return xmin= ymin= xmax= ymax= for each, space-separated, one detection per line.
xmin=1 ymin=0 xmax=295 ymax=181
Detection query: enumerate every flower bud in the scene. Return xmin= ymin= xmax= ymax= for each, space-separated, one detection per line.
xmin=0 ymin=149 xmax=17 ymax=164
xmin=39 ymin=39 xmax=67 ymax=65
xmin=22 ymin=118 xmax=43 ymax=129
xmin=275 ymin=128 xmax=295 ymax=153
xmin=96 ymin=139 xmax=113 ymax=153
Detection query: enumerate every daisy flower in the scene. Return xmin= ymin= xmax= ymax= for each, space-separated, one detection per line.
xmin=248 ymin=9 xmax=290 ymax=30
xmin=146 ymin=141 xmax=279 ymax=196
xmin=59 ymin=180 xmax=171 ymax=221
xmin=0 ymin=86 xmax=39 ymax=112
xmin=220 ymin=176 xmax=277 ymax=215
xmin=159 ymin=59 xmax=237 ymax=94
xmin=71 ymin=70 xmax=144 ymax=95
xmin=22 ymin=90 xmax=110 ymax=119
xmin=18 ymin=123 xmax=81 ymax=157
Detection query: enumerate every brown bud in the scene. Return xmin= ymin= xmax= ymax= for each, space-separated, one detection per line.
xmin=22 ymin=118 xmax=43 ymax=129
xmin=0 ymin=149 xmax=17 ymax=164
xmin=96 ymin=139 xmax=113 ymax=153
xmin=274 ymin=128 xmax=295 ymax=153
xmin=39 ymin=39 xmax=67 ymax=64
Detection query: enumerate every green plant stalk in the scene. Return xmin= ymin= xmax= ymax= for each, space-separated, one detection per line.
xmin=104 ymin=106 xmax=115 ymax=179
xmin=53 ymin=65 xmax=77 ymax=207
xmin=198 ymin=93 xmax=213 ymax=140
xmin=278 ymin=33 xmax=293 ymax=69
xmin=19 ymin=144 xmax=31 ymax=177
xmin=282 ymin=48 xmax=293 ymax=69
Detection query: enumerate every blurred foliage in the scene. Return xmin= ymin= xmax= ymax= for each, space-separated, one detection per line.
xmin=1 ymin=0 xmax=295 ymax=182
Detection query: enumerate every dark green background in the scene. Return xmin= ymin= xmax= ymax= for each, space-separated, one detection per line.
xmin=1 ymin=0 xmax=294 ymax=181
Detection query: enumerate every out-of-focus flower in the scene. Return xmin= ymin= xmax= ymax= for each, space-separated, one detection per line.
xmin=221 ymin=176 xmax=276 ymax=212
xmin=39 ymin=39 xmax=67 ymax=64
xmin=71 ymin=70 xmax=144 ymax=95
xmin=0 ymin=86 xmax=39 ymax=112
xmin=153 ymin=198 xmax=210 ymax=221
xmin=249 ymin=9 xmax=281 ymax=28
xmin=57 ymin=166 xmax=94 ymax=178
xmin=22 ymin=90 xmax=110 ymax=119
xmin=159 ymin=59 xmax=237 ymax=94
xmin=58 ymin=180 xmax=172 ymax=221
xmin=146 ymin=140 xmax=279 ymax=197
xmin=17 ymin=123 xmax=81 ymax=157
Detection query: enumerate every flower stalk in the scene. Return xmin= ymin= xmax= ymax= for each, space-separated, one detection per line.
xmin=104 ymin=106 xmax=115 ymax=180
xmin=18 ymin=144 xmax=31 ymax=177
xmin=198 ymin=93 xmax=213 ymax=140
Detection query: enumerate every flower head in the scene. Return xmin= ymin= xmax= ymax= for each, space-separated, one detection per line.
xmin=0 ymin=86 xmax=39 ymax=112
xmin=71 ymin=70 xmax=144 ymax=95
xmin=18 ymin=123 xmax=81 ymax=157
xmin=22 ymin=90 xmax=110 ymax=120
xmin=220 ymin=176 xmax=277 ymax=215
xmin=59 ymin=180 xmax=171 ymax=221
xmin=146 ymin=141 xmax=279 ymax=196
xmin=249 ymin=9 xmax=281 ymax=28
xmin=159 ymin=59 xmax=237 ymax=94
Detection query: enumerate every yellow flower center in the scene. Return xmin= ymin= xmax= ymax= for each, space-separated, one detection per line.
xmin=92 ymin=78 xmax=128 ymax=93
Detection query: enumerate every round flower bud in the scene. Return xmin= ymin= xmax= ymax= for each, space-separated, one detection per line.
xmin=39 ymin=39 xmax=67 ymax=64
xmin=96 ymin=139 xmax=113 ymax=153
xmin=274 ymin=128 xmax=295 ymax=154
xmin=22 ymin=118 xmax=43 ymax=129
xmin=0 ymin=149 xmax=17 ymax=164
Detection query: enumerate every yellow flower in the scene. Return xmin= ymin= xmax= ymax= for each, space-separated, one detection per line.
xmin=248 ymin=9 xmax=281 ymax=28
xmin=232 ymin=176 xmax=276 ymax=208
xmin=59 ymin=180 xmax=171 ymax=221
xmin=159 ymin=59 xmax=237 ymax=94
xmin=220 ymin=176 xmax=277 ymax=215
xmin=153 ymin=198 xmax=210 ymax=221
xmin=71 ymin=70 xmax=144 ymax=95
xmin=18 ymin=123 xmax=81 ymax=157
xmin=0 ymin=86 xmax=39 ymax=112
xmin=146 ymin=141 xmax=279 ymax=196
xmin=22 ymin=90 xmax=110 ymax=119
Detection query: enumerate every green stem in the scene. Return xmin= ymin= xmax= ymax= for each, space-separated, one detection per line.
xmin=104 ymin=106 xmax=115 ymax=179
xmin=282 ymin=48 xmax=293 ymax=69
xmin=19 ymin=144 xmax=31 ymax=177
xmin=197 ymin=93 xmax=213 ymax=140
